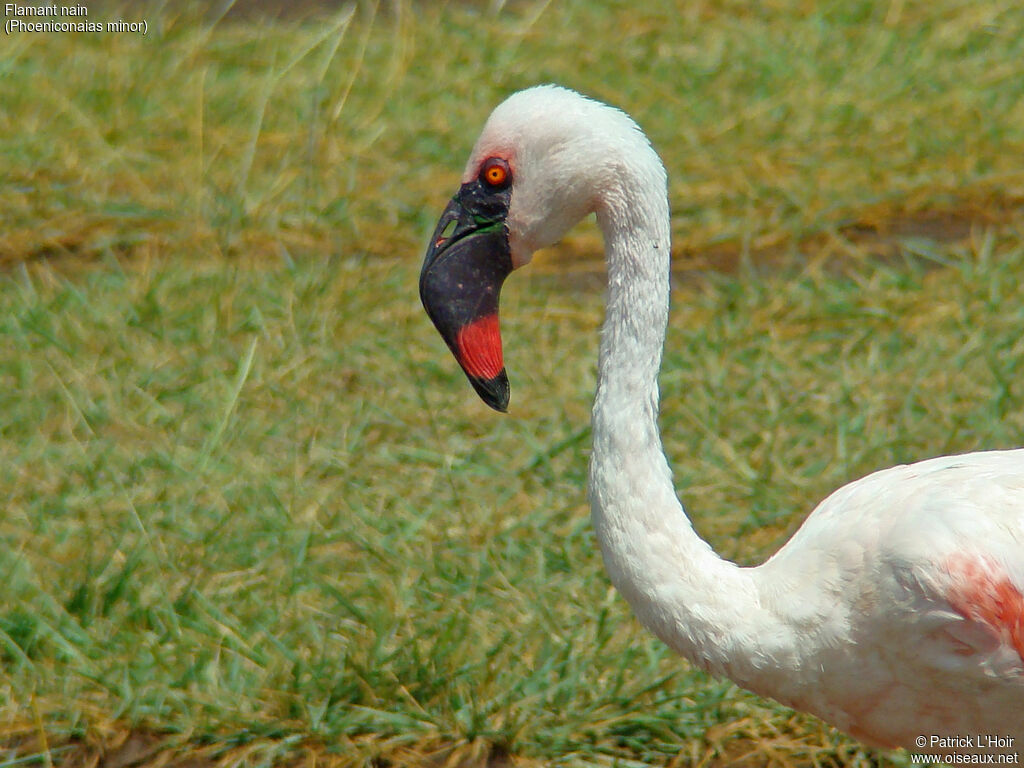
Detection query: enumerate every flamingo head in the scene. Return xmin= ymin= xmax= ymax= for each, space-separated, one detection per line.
xmin=420 ymin=85 xmax=652 ymax=411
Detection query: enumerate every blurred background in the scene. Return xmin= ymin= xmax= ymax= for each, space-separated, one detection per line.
xmin=2 ymin=2 xmax=1023 ymax=766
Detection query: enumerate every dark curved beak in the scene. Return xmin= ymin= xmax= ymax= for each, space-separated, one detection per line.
xmin=419 ymin=185 xmax=513 ymax=412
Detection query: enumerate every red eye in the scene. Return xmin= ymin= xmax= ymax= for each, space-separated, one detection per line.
xmin=480 ymin=157 xmax=510 ymax=189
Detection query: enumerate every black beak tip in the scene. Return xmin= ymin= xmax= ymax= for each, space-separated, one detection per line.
xmin=469 ymin=371 xmax=510 ymax=413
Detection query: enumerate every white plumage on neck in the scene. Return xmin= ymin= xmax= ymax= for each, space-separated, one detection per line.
xmin=584 ymin=110 xmax=800 ymax=693
xmin=472 ymin=86 xmax=811 ymax=695
xmin=450 ymin=84 xmax=1024 ymax=750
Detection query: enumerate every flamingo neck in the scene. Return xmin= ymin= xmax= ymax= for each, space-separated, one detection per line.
xmin=587 ymin=160 xmax=793 ymax=684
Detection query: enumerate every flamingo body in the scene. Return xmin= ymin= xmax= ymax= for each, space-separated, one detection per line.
xmin=419 ymin=85 xmax=1024 ymax=751
xmin=727 ymin=451 xmax=1024 ymax=746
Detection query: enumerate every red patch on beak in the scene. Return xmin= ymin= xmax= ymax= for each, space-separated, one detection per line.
xmin=455 ymin=314 xmax=503 ymax=380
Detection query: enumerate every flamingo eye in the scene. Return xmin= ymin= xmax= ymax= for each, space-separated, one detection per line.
xmin=480 ymin=157 xmax=511 ymax=189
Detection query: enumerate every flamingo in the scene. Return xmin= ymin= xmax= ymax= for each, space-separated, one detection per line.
xmin=418 ymin=85 xmax=1024 ymax=751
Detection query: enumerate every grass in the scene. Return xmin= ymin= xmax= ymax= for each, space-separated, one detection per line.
xmin=1 ymin=0 xmax=1024 ymax=765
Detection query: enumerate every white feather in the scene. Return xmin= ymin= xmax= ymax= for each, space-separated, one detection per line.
xmin=464 ymin=85 xmax=1024 ymax=751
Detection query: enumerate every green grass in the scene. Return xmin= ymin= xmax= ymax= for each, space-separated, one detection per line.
xmin=1 ymin=1 xmax=1024 ymax=766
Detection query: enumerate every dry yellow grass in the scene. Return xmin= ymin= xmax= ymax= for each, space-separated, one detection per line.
xmin=2 ymin=1 xmax=1024 ymax=766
